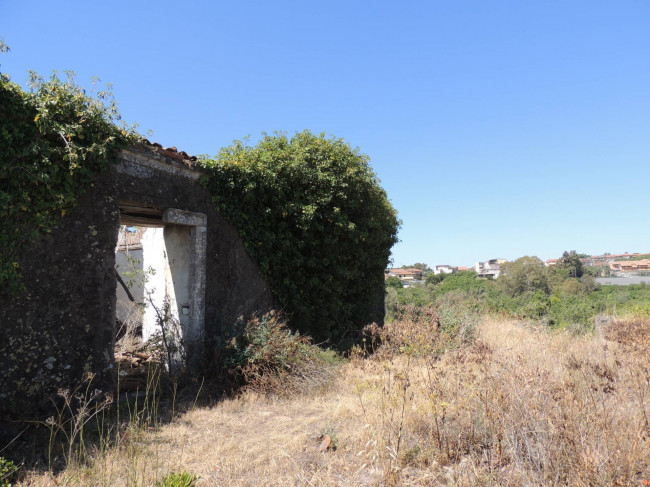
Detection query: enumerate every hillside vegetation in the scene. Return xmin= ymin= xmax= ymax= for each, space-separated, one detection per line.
xmin=388 ymin=258 xmax=650 ymax=331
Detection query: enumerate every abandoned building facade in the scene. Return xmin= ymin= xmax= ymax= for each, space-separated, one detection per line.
xmin=0 ymin=144 xmax=276 ymax=418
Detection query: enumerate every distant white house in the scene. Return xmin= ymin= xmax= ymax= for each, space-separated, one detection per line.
xmin=386 ymin=268 xmax=425 ymax=282
xmin=475 ymin=258 xmax=507 ymax=279
xmin=433 ymin=264 xmax=456 ymax=275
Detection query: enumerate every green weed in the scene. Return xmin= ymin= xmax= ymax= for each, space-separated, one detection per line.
xmin=156 ymin=470 xmax=199 ymax=487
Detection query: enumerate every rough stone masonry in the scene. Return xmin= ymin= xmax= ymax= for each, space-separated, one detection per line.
xmin=0 ymin=143 xmax=274 ymax=419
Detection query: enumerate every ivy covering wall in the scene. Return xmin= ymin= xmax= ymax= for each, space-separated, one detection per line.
xmin=0 ymin=72 xmax=134 ymax=292
xmin=201 ymin=132 xmax=399 ymax=342
xmin=1 ymin=71 xmax=399 ymax=341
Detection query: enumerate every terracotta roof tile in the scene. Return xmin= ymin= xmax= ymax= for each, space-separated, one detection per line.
xmin=140 ymin=139 xmax=199 ymax=164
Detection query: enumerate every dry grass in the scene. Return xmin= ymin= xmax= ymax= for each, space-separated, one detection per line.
xmin=17 ymin=315 xmax=650 ymax=486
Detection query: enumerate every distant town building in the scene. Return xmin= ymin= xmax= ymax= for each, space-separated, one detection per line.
xmin=386 ymin=268 xmax=425 ymax=282
xmin=433 ymin=264 xmax=456 ymax=275
xmin=610 ymin=259 xmax=650 ymax=273
xmin=590 ymin=252 xmax=649 ymax=264
xmin=475 ymin=258 xmax=507 ymax=279
xmin=545 ymin=258 xmax=558 ymax=267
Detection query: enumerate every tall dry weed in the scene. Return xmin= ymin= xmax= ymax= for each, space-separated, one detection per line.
xmin=354 ymin=314 xmax=650 ymax=486
xmin=16 ymin=315 xmax=650 ymax=486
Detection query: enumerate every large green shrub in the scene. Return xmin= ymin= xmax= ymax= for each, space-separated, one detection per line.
xmin=0 ymin=71 xmax=135 ymax=291
xmin=201 ymin=131 xmax=399 ymax=341
xmin=498 ymin=256 xmax=550 ymax=296
xmin=432 ymin=270 xmax=486 ymax=296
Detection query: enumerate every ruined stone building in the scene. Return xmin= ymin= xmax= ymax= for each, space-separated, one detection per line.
xmin=0 ymin=144 xmax=275 ymax=418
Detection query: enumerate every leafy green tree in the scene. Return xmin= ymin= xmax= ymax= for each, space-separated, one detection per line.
xmin=385 ymin=276 xmax=403 ymax=288
xmin=579 ymin=274 xmax=599 ymax=293
xmin=201 ymin=131 xmax=399 ymax=341
xmin=547 ymin=265 xmax=570 ymax=291
xmin=426 ymin=273 xmax=446 ymax=285
xmin=558 ymin=250 xmax=584 ymax=278
xmin=560 ymin=278 xmax=585 ymax=296
xmin=626 ymin=254 xmax=650 ymax=261
xmin=434 ymin=270 xmax=484 ymax=295
xmin=498 ymin=256 xmax=549 ymax=296
xmin=582 ymin=265 xmax=601 ymax=278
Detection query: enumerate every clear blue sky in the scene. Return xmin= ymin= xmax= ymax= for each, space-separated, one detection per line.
xmin=3 ymin=1 xmax=649 ymax=267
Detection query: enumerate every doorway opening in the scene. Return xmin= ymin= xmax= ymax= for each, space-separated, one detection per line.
xmin=115 ymin=201 xmax=207 ymax=372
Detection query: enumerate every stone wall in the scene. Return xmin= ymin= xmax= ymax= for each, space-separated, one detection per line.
xmin=0 ymin=145 xmax=274 ymax=419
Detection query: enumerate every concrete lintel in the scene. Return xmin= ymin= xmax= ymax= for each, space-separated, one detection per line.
xmin=163 ymin=209 xmax=207 ymax=227
xmin=119 ymin=149 xmax=202 ymax=181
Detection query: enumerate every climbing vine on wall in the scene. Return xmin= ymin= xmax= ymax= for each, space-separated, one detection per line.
xmin=201 ymin=131 xmax=400 ymax=342
xmin=0 ymin=70 xmax=137 ymax=292
xmin=0 ymin=62 xmax=400 ymax=341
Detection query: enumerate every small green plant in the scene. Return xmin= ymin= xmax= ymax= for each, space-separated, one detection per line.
xmin=0 ymin=457 xmax=18 ymax=487
xmin=156 ymin=470 xmax=198 ymax=487
xmin=146 ymin=295 xmax=185 ymax=375
xmin=122 ymin=253 xmax=155 ymax=290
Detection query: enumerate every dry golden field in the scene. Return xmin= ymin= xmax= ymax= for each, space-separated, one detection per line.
xmin=16 ymin=314 xmax=650 ymax=486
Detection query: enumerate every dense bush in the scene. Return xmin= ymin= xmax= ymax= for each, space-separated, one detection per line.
xmin=201 ymin=131 xmax=399 ymax=341
xmin=366 ymin=305 xmax=443 ymax=357
xmin=498 ymin=256 xmax=549 ymax=296
xmin=364 ymin=296 xmax=481 ymax=360
xmin=211 ymin=312 xmax=338 ymax=395
xmin=432 ymin=270 xmax=486 ymax=296
xmin=425 ymin=272 xmax=446 ymax=285
xmin=385 ymin=276 xmax=403 ymax=288
xmin=236 ymin=312 xmax=313 ymax=373
xmin=434 ymin=291 xmax=482 ymax=343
